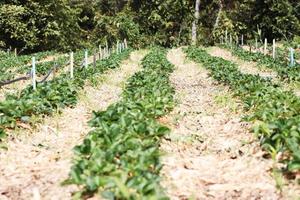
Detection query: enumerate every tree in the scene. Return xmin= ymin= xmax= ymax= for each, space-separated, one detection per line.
xmin=192 ymin=0 xmax=200 ymax=45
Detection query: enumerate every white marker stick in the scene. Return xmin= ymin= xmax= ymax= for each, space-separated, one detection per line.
xmin=70 ymin=52 xmax=74 ymax=78
xmin=32 ymin=57 xmax=36 ymax=90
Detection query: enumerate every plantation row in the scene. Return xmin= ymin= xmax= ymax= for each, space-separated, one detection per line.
xmin=185 ymin=46 xmax=300 ymax=173
xmin=220 ymin=44 xmax=300 ymax=81
xmin=65 ymin=48 xmax=175 ymax=199
xmin=0 ymin=48 xmax=132 ymax=137
xmin=0 ymin=51 xmax=54 ymax=81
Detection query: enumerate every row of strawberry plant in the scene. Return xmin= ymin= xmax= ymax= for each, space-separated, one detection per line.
xmin=220 ymin=44 xmax=300 ymax=82
xmin=0 ymin=49 xmax=132 ymax=135
xmin=0 ymin=51 xmax=54 ymax=81
xmin=65 ymin=48 xmax=175 ymax=199
xmin=185 ymin=46 xmax=300 ymax=173
xmin=17 ymin=54 xmax=68 ymax=75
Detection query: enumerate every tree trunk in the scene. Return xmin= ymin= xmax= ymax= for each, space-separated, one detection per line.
xmin=192 ymin=0 xmax=200 ymax=45
xmin=213 ymin=0 xmax=223 ymax=34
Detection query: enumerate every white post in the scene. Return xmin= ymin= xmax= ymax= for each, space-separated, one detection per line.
xmin=229 ymin=34 xmax=232 ymax=47
xmin=264 ymin=38 xmax=267 ymax=55
xmin=84 ymin=50 xmax=88 ymax=68
xmin=70 ymin=52 xmax=74 ymax=78
xmin=93 ymin=51 xmax=96 ymax=68
xmin=32 ymin=57 xmax=36 ymax=90
xmin=272 ymin=39 xmax=276 ymax=59
xmin=225 ymin=30 xmax=228 ymax=44
xmin=106 ymin=41 xmax=108 ymax=53
xmin=14 ymin=48 xmax=17 ymax=57
xmin=192 ymin=0 xmax=200 ymax=45
xmin=117 ymin=41 xmax=120 ymax=54
xmin=241 ymin=35 xmax=244 ymax=46
xmin=255 ymin=38 xmax=258 ymax=50
xmin=290 ymin=48 xmax=295 ymax=67
xmin=236 ymin=35 xmax=238 ymax=46
xmin=124 ymin=39 xmax=128 ymax=49
xmin=100 ymin=48 xmax=103 ymax=60
xmin=98 ymin=45 xmax=101 ymax=60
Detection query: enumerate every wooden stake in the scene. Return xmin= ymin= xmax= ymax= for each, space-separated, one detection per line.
xmin=14 ymin=48 xmax=17 ymax=57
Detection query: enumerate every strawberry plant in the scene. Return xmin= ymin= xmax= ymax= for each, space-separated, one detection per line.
xmin=185 ymin=46 xmax=300 ymax=174
xmin=65 ymin=47 xmax=174 ymax=199
xmin=220 ymin=44 xmax=300 ymax=82
xmin=0 ymin=51 xmax=54 ymax=81
xmin=0 ymin=49 xmax=132 ymax=134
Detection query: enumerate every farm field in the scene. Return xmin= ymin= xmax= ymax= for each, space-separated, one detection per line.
xmin=0 ymin=46 xmax=300 ymax=199
xmin=1 ymin=0 xmax=300 ymax=199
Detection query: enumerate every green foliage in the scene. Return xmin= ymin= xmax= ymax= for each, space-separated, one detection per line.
xmin=66 ymin=48 xmax=175 ymax=199
xmin=229 ymin=0 xmax=300 ymax=40
xmin=221 ymin=44 xmax=300 ymax=81
xmin=0 ymin=51 xmax=53 ymax=81
xmin=0 ymin=0 xmax=299 ymax=50
xmin=0 ymin=49 xmax=132 ymax=132
xmin=0 ymin=0 xmax=82 ymax=51
xmin=185 ymin=46 xmax=300 ymax=173
xmin=93 ymin=12 xmax=141 ymax=48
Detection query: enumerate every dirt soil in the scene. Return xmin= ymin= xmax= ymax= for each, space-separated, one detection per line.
xmin=0 ymin=50 xmax=147 ymax=200
xmin=160 ymin=48 xmax=281 ymax=200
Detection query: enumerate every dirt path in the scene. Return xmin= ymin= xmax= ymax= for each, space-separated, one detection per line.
xmin=160 ymin=48 xmax=280 ymax=199
xmin=0 ymin=50 xmax=147 ymax=200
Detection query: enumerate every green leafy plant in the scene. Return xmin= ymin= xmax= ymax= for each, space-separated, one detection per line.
xmin=0 ymin=48 xmax=132 ymax=134
xmin=221 ymin=44 xmax=300 ymax=81
xmin=185 ymin=46 xmax=300 ymax=174
xmin=65 ymin=47 xmax=175 ymax=199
